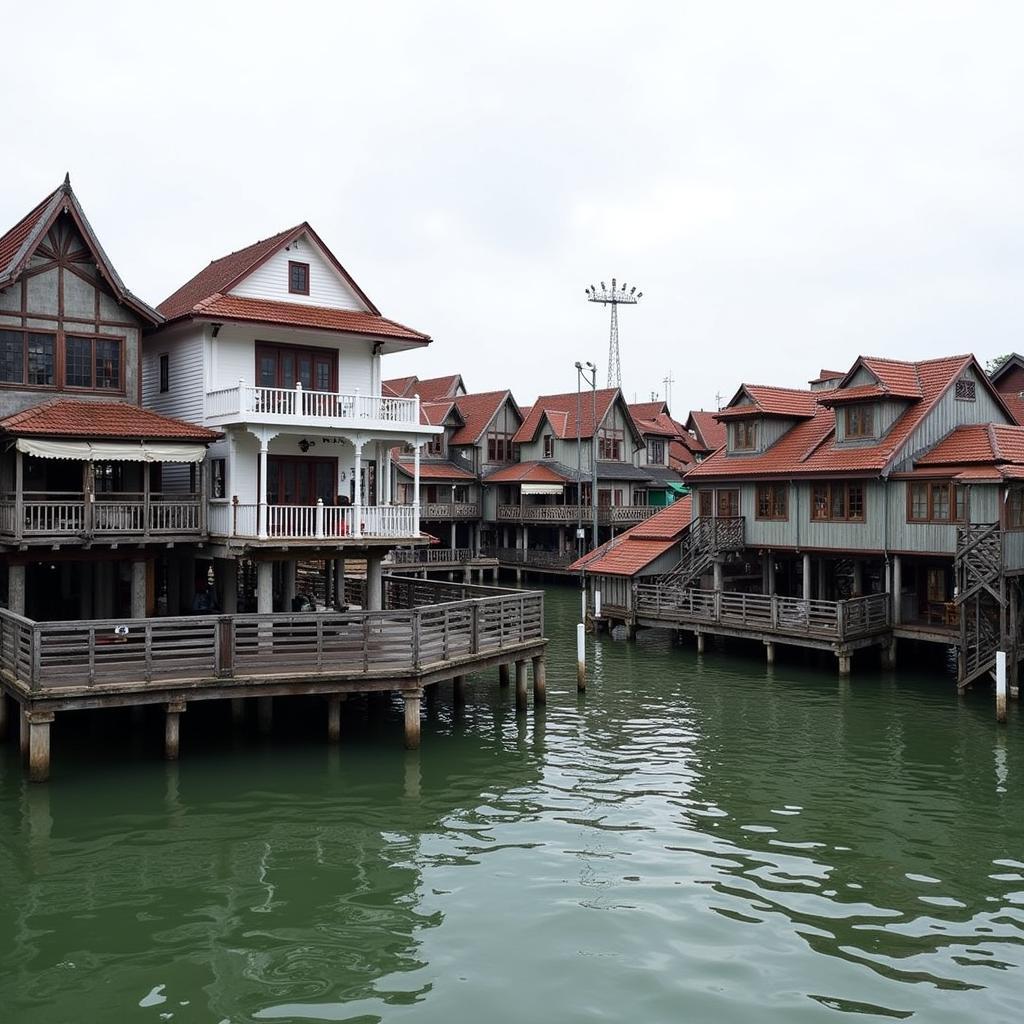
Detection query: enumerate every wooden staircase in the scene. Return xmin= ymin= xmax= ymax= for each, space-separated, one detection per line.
xmin=955 ymin=523 xmax=1007 ymax=689
xmin=659 ymin=516 xmax=744 ymax=592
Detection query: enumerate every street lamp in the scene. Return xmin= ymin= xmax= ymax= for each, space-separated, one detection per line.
xmin=575 ymin=360 xmax=599 ymax=551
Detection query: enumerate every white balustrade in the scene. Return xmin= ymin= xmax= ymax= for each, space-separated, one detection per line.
xmin=205 ymin=384 xmax=420 ymax=427
xmin=207 ymin=502 xmax=417 ymax=540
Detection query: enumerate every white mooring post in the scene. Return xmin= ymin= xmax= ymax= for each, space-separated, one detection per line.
xmin=595 ymin=589 xmax=602 ymax=620
xmin=581 ymin=588 xmax=586 ymax=621
xmin=576 ymin=622 xmax=586 ymax=692
xmin=996 ymin=650 xmax=1008 ymax=724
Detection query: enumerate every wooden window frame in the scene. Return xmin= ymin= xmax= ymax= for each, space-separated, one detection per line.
xmin=487 ymin=431 xmax=514 ymax=463
xmin=543 ymin=434 xmax=554 ymax=459
xmin=647 ymin=438 xmax=666 ymax=464
xmin=1007 ymin=487 xmax=1024 ymax=530
xmin=755 ymin=483 xmax=788 ymax=521
xmin=0 ymin=328 xmax=126 ymax=395
xmin=288 ymin=260 xmax=310 ymax=296
xmin=907 ymin=480 xmax=967 ymax=524
xmin=255 ymin=342 xmax=337 ymax=392
xmin=63 ymin=333 xmax=124 ymax=393
xmin=265 ymin=454 xmax=338 ymax=506
xmin=732 ymin=420 xmax=757 ymax=452
xmin=811 ymin=481 xmax=866 ymax=522
xmin=698 ymin=489 xmax=713 ymax=518
xmin=955 ymin=378 xmax=977 ymax=402
xmin=716 ymin=488 xmax=739 ymax=518
xmin=844 ymin=405 xmax=875 ymax=439
xmin=159 ymin=353 xmax=170 ymax=393
xmin=210 ymin=458 xmax=226 ymax=499
xmin=598 ymin=428 xmax=625 ymax=461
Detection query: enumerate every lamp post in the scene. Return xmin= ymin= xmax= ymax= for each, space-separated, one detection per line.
xmin=575 ymin=360 xmax=598 ymax=549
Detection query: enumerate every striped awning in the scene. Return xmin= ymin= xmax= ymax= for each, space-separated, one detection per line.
xmin=16 ymin=438 xmax=208 ymax=462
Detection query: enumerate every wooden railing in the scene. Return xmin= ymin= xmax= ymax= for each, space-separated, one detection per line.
xmin=0 ymin=492 xmax=203 ymax=541
xmin=208 ymin=502 xmax=419 ymax=540
xmin=0 ymin=586 xmax=544 ymax=693
xmin=484 ymin=547 xmax=576 ymax=568
xmin=495 ymin=504 xmax=657 ymax=525
xmin=421 ymin=502 xmax=480 ymax=520
xmin=388 ymin=547 xmax=481 ymax=565
xmin=689 ymin=515 xmax=745 ymax=553
xmin=634 ymin=586 xmax=890 ymax=641
xmin=205 ymin=383 xmax=421 ymax=427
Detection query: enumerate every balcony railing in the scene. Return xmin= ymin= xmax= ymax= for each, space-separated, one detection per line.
xmin=421 ymin=502 xmax=480 ymax=520
xmin=388 ymin=547 xmax=478 ymax=565
xmin=0 ymin=492 xmax=203 ymax=542
xmin=496 ymin=504 xmax=658 ymax=525
xmin=634 ymin=586 xmax=891 ymax=642
xmin=208 ymin=500 xmax=419 ymax=541
xmin=483 ymin=547 xmax=576 ymax=569
xmin=205 ymin=383 xmax=424 ymax=429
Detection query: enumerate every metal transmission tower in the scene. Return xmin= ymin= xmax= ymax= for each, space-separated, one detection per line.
xmin=585 ymin=278 xmax=642 ymax=389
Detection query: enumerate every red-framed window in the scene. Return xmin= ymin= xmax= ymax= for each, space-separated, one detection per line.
xmin=733 ymin=420 xmax=757 ymax=451
xmin=908 ymin=481 xmax=966 ymax=523
xmin=256 ymin=343 xmax=336 ymax=392
xmin=756 ymin=483 xmax=788 ymax=520
xmin=812 ymin=481 xmax=866 ymax=521
xmin=288 ymin=260 xmax=310 ymax=295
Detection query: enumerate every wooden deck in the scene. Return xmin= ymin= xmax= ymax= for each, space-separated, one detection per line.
xmin=0 ymin=577 xmax=547 ymax=779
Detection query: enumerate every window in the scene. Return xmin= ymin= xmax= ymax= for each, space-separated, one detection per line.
xmin=487 ymin=431 xmax=514 ymax=463
xmin=955 ymin=378 xmax=976 ymax=402
xmin=255 ymin=343 xmax=336 ymax=391
xmin=598 ymin=429 xmax=624 ymax=461
xmin=716 ymin=489 xmax=739 ymax=517
xmin=733 ymin=420 xmax=757 ymax=451
xmin=698 ymin=490 xmax=713 ymax=518
xmin=159 ymin=353 xmax=169 ymax=393
xmin=426 ymin=433 xmax=443 ymax=456
xmin=93 ymin=461 xmax=126 ymax=493
xmin=288 ymin=260 xmax=310 ymax=295
xmin=0 ymin=330 xmax=56 ymax=387
xmin=62 ymin=335 xmax=122 ymax=391
xmin=543 ymin=434 xmax=554 ymax=459
xmin=454 ymin=485 xmax=470 ymax=503
xmin=647 ymin=439 xmax=665 ymax=463
xmin=811 ymin=481 xmax=865 ymax=521
xmin=908 ymin=481 xmax=966 ymax=523
xmin=756 ymin=483 xmax=788 ymax=520
xmin=845 ymin=405 xmax=874 ymax=439
xmin=927 ymin=568 xmax=947 ymax=603
xmin=211 ymin=458 xmax=226 ymax=499
xmin=1009 ymin=488 xmax=1024 ymax=528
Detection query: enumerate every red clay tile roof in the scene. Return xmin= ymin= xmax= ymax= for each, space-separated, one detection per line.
xmin=569 ymin=495 xmax=692 ymax=576
xmin=715 ymin=385 xmax=818 ymax=420
xmin=686 ymin=410 xmax=727 ymax=452
xmin=412 ymin=374 xmax=465 ymax=402
xmin=419 ymin=401 xmax=459 ymax=427
xmin=483 ymin=461 xmax=574 ymax=484
xmin=810 ymin=368 xmax=847 ymax=384
xmin=450 ymin=391 xmax=518 ymax=445
xmin=0 ymin=176 xmax=161 ymax=324
xmin=687 ymin=355 xmax=985 ymax=481
xmin=852 ymin=357 xmax=925 ymax=398
xmin=0 ymin=400 xmax=221 ymax=441
xmin=514 ymin=388 xmax=620 ymax=443
xmin=395 ymin=459 xmax=476 ymax=481
xmin=383 ymin=375 xmax=417 ymax=398
xmin=815 ymin=383 xmax=897 ymax=405
xmin=999 ymin=392 xmax=1024 ymax=426
xmin=179 ymin=294 xmax=429 ymax=341
xmin=628 ymin=400 xmax=669 ymax=421
xmin=158 ymin=222 xmax=382 ymax=320
xmin=917 ymin=423 xmax=1024 ymax=471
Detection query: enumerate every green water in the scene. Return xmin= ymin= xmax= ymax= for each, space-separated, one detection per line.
xmin=1 ymin=584 xmax=1022 ymax=1023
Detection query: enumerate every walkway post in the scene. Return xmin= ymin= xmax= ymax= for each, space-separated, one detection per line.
xmin=996 ymin=650 xmax=1008 ymax=724
xmin=576 ymin=622 xmax=586 ymax=691
xmin=515 ymin=659 xmax=528 ymax=712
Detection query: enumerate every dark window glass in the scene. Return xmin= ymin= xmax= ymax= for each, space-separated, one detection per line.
xmin=26 ymin=334 xmax=55 ymax=386
xmin=159 ymin=353 xmax=169 ymax=393
xmin=66 ymin=336 xmax=92 ymax=387
xmin=289 ymin=261 xmax=310 ymax=295
xmin=0 ymin=329 xmax=24 ymax=382
xmin=211 ymin=459 xmax=226 ymax=499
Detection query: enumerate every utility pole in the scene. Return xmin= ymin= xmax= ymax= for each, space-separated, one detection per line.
xmin=585 ymin=279 xmax=642 ymax=390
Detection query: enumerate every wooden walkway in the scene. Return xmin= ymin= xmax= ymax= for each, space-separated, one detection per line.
xmin=0 ymin=577 xmax=547 ymax=780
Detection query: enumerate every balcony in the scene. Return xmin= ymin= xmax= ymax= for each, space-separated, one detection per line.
xmin=495 ymin=504 xmax=659 ymax=526
xmin=205 ymin=383 xmax=426 ymax=433
xmin=0 ymin=492 xmax=204 ymax=544
xmin=421 ymin=502 xmax=480 ymax=521
xmin=208 ymin=500 xmax=419 ymax=541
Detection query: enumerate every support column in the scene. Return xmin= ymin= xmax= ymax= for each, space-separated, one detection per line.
xmin=334 ymin=558 xmax=345 ymax=607
xmin=515 ymin=659 xmax=528 ymax=713
xmin=532 ymin=655 xmax=547 ymax=706
xmin=353 ymin=440 xmax=364 ymax=539
xmin=27 ymin=711 xmax=54 ymax=782
xmin=20 ymin=707 xmax=29 ymax=764
xmin=837 ymin=653 xmax=852 ymax=676
xmin=257 ymin=696 xmax=273 ymax=735
xmin=165 ymin=701 xmax=185 ymax=761
xmin=219 ymin=558 xmax=238 ymax=614
xmin=880 ymin=638 xmax=897 ymax=669
xmin=802 ymin=553 xmax=811 ymax=601
xmin=765 ymin=641 xmax=775 ymax=665
xmin=453 ymin=675 xmax=466 ymax=708
xmin=499 ymin=663 xmax=510 ymax=688
xmin=257 ymin=561 xmax=273 ymax=614
xmin=853 ymin=559 xmax=864 ymax=597
xmin=713 ymin=559 xmax=723 ymax=592
xmin=282 ymin=560 xmax=297 ymax=611
xmin=891 ymin=555 xmax=902 ymax=626
xmin=817 ymin=558 xmax=826 ymax=601
xmin=258 ymin=434 xmax=270 ymax=539
xmin=366 ymin=553 xmax=384 ymax=611
xmin=179 ymin=554 xmax=196 ymax=616
xmin=327 ymin=695 xmax=343 ymax=742
xmin=767 ymin=555 xmax=776 ymax=595
xmin=130 ymin=560 xmax=147 ymax=619
xmin=404 ymin=689 xmax=422 ymax=749
xmin=8 ymin=563 xmax=25 ymax=616
xmin=696 ymin=632 xmax=705 ymax=654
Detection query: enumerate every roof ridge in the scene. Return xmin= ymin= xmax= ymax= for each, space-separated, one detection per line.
xmin=201 ymin=224 xmax=304 ymax=269
xmin=988 ymin=421 xmax=1003 ymax=462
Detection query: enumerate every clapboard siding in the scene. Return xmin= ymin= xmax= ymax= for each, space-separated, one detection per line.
xmin=229 ymin=233 xmax=367 ymax=310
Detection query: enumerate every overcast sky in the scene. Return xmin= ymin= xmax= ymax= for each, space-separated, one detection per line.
xmin=2 ymin=1 xmax=1021 ymax=411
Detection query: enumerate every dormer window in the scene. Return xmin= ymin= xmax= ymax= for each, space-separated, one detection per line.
xmin=426 ymin=434 xmax=443 ymax=456
xmin=733 ymin=420 xmax=757 ymax=451
xmin=647 ymin=438 xmax=665 ymax=463
xmin=845 ymin=405 xmax=874 ymax=439
xmin=288 ymin=261 xmax=310 ymax=295
xmin=598 ymin=429 xmax=624 ymax=461
xmin=543 ymin=434 xmax=554 ymax=459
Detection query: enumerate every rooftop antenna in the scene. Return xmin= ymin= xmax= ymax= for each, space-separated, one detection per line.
xmin=585 ymin=278 xmax=642 ymax=390
xmin=715 ymin=390 xmax=724 ymax=410
xmin=662 ymin=371 xmax=674 ymax=410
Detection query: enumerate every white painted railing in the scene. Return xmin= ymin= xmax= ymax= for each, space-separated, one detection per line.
xmin=208 ymin=502 xmax=418 ymax=540
xmin=205 ymin=383 xmax=420 ymax=427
